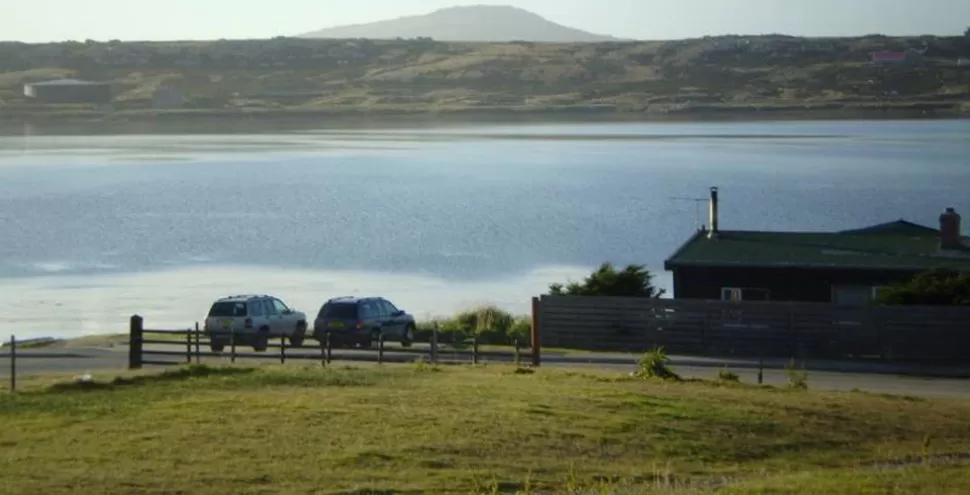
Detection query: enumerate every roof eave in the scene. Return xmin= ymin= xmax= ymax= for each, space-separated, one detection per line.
xmin=663 ymin=228 xmax=707 ymax=271
xmin=663 ymin=260 xmax=970 ymax=272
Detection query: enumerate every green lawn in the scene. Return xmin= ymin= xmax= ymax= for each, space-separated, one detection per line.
xmin=1 ymin=364 xmax=968 ymax=494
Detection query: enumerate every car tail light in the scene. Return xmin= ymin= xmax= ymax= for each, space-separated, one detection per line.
xmin=244 ymin=318 xmax=253 ymax=329
xmin=356 ymin=320 xmax=363 ymax=329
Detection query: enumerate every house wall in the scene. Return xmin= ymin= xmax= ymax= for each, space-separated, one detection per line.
xmin=670 ymin=266 xmax=919 ymax=302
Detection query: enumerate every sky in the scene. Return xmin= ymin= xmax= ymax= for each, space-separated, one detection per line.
xmin=2 ymin=0 xmax=968 ymax=43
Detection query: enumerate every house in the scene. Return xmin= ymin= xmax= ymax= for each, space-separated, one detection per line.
xmin=664 ymin=188 xmax=970 ymax=305
xmin=23 ymin=79 xmax=112 ymax=103
xmin=870 ymin=51 xmax=908 ymax=64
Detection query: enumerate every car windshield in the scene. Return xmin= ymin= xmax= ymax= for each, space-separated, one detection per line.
xmin=208 ymin=301 xmax=248 ymax=317
xmin=319 ymin=303 xmax=357 ymax=319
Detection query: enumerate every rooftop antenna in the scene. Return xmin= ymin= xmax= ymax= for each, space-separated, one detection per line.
xmin=670 ymin=196 xmax=708 ymax=231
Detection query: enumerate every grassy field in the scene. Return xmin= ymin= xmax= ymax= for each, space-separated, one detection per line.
xmin=1 ymin=364 xmax=969 ymax=494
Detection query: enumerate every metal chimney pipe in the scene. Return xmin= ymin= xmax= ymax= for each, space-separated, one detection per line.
xmin=708 ymin=187 xmax=719 ymax=239
xmin=940 ymin=207 xmax=962 ymax=249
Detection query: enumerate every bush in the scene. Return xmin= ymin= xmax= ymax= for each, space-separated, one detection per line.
xmin=717 ymin=366 xmax=740 ymax=383
xmin=414 ymin=306 xmax=531 ymax=346
xmin=508 ymin=317 xmax=532 ymax=346
xmin=634 ymin=346 xmax=680 ymax=381
xmin=785 ymin=359 xmax=808 ymax=389
xmin=876 ymin=269 xmax=970 ymax=306
xmin=548 ymin=262 xmax=666 ymax=298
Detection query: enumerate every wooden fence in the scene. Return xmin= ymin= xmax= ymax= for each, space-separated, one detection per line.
xmin=533 ymin=296 xmax=970 ymax=363
xmin=129 ymin=316 xmax=529 ymax=370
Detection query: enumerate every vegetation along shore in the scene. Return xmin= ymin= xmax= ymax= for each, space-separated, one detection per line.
xmin=1 ymin=34 xmax=968 ymax=127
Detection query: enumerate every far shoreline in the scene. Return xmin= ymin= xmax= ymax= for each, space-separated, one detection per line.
xmin=1 ymin=102 xmax=967 ymax=136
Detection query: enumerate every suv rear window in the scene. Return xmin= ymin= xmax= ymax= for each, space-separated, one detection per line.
xmin=318 ymin=302 xmax=358 ymax=319
xmin=208 ymin=301 xmax=248 ymax=317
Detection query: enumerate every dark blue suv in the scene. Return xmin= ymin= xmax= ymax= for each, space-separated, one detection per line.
xmin=312 ymin=296 xmax=416 ymax=348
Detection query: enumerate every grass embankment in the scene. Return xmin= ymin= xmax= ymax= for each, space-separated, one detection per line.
xmin=1 ymin=364 xmax=969 ymax=494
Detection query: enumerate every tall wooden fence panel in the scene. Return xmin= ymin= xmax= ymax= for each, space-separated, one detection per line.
xmin=536 ymin=296 xmax=970 ymax=363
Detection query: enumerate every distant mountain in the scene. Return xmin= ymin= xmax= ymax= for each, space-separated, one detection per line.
xmin=299 ymin=5 xmax=621 ymax=42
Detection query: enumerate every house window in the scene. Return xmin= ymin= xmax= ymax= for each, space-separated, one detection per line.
xmin=722 ymin=288 xmax=742 ymax=301
xmin=721 ymin=287 xmax=770 ymax=302
xmin=832 ymin=286 xmax=887 ymax=306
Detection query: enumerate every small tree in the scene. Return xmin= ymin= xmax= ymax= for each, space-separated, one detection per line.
xmin=548 ymin=262 xmax=665 ymax=298
xmin=876 ymin=269 xmax=970 ymax=306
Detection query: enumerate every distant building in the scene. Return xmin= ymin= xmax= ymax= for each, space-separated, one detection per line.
xmin=870 ymin=49 xmax=926 ymax=66
xmin=870 ymin=51 xmax=908 ymax=64
xmin=23 ymin=79 xmax=112 ymax=103
xmin=664 ymin=188 xmax=970 ymax=305
xmin=152 ymin=86 xmax=183 ymax=109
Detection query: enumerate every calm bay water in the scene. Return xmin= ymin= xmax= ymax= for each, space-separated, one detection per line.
xmin=0 ymin=119 xmax=968 ymax=338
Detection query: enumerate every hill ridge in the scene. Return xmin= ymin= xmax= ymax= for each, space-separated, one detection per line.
xmin=299 ymin=4 xmax=620 ymax=42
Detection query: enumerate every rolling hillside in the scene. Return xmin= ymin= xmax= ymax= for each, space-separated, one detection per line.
xmin=0 ymin=34 xmax=968 ymax=123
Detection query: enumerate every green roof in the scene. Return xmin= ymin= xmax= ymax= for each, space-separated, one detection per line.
xmin=664 ymin=220 xmax=970 ymax=271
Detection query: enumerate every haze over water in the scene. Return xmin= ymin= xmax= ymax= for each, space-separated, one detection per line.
xmin=1 ymin=119 xmax=968 ymax=339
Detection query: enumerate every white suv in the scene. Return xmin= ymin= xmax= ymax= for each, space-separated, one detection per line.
xmin=203 ymin=294 xmax=308 ymax=352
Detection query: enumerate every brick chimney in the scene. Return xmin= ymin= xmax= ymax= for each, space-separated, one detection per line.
xmin=939 ymin=207 xmax=962 ymax=249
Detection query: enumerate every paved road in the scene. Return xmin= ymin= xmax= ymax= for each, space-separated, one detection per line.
xmin=2 ymin=344 xmax=968 ymax=399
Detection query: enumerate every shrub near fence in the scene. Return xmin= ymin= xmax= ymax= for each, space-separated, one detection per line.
xmin=534 ymin=296 xmax=970 ymax=363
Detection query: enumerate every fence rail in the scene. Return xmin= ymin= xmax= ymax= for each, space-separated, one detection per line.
xmin=534 ymin=296 xmax=970 ymax=363
xmin=129 ymin=315 xmax=529 ymax=371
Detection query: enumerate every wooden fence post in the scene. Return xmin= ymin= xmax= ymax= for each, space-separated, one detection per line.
xmin=472 ymin=336 xmax=479 ymax=365
xmin=530 ymin=296 xmax=541 ymax=367
xmin=874 ymin=306 xmax=889 ymax=361
xmin=128 ymin=315 xmax=143 ymax=370
xmin=325 ymin=332 xmax=332 ymax=365
xmin=185 ymin=327 xmax=192 ymax=364
xmin=230 ymin=328 xmax=237 ymax=364
xmin=9 ymin=335 xmax=16 ymax=392
xmin=702 ymin=309 xmax=710 ymax=354
xmin=280 ymin=335 xmax=286 ymax=364
xmin=758 ymin=357 xmax=765 ymax=385
xmin=378 ymin=334 xmax=384 ymax=364
xmin=788 ymin=305 xmax=797 ymax=358
xmin=194 ymin=322 xmax=201 ymax=364
xmin=514 ymin=339 xmax=520 ymax=366
xmin=430 ymin=323 xmax=439 ymax=365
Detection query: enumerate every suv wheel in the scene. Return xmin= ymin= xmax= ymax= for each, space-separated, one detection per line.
xmin=211 ymin=343 xmax=225 ymax=352
xmin=253 ymin=327 xmax=270 ymax=352
xmin=402 ymin=325 xmax=414 ymax=348
xmin=289 ymin=323 xmax=306 ymax=347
